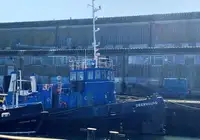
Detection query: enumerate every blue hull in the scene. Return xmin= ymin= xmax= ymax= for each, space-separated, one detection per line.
xmin=39 ymin=96 xmax=166 ymax=138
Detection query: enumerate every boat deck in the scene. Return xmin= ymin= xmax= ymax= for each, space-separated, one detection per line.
xmin=166 ymin=99 xmax=200 ymax=104
xmin=117 ymin=95 xmax=200 ymax=104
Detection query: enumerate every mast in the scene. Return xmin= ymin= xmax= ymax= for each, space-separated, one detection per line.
xmin=16 ymin=70 xmax=22 ymax=107
xmin=15 ymin=70 xmax=32 ymax=107
xmin=89 ymin=0 xmax=101 ymax=68
xmin=16 ymin=70 xmax=24 ymax=107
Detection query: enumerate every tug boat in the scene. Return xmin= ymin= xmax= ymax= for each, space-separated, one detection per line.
xmin=36 ymin=57 xmax=166 ymax=138
xmin=3 ymin=59 xmax=166 ymax=138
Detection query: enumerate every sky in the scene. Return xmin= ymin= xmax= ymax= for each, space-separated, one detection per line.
xmin=0 ymin=0 xmax=200 ymax=23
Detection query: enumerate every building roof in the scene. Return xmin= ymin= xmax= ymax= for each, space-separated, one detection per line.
xmin=0 ymin=12 xmax=200 ymax=29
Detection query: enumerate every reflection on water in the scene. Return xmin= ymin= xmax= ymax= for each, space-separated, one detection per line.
xmin=66 ymin=136 xmax=200 ymax=140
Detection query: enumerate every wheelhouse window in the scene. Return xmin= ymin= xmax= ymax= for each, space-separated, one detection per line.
xmin=70 ymin=72 xmax=76 ymax=81
xmin=102 ymin=70 xmax=107 ymax=80
xmin=95 ymin=70 xmax=101 ymax=79
xmin=107 ymin=71 xmax=111 ymax=80
xmin=87 ymin=71 xmax=93 ymax=80
xmin=110 ymin=71 xmax=114 ymax=81
xmin=77 ymin=71 xmax=84 ymax=81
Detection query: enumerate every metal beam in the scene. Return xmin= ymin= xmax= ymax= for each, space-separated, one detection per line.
xmin=0 ymin=47 xmax=200 ymax=56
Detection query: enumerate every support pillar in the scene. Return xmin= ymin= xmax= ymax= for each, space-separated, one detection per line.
xmin=16 ymin=57 xmax=24 ymax=76
xmin=121 ymin=52 xmax=128 ymax=94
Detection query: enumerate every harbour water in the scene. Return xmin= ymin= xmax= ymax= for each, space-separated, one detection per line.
xmin=1 ymin=134 xmax=199 ymax=140
xmin=64 ymin=136 xmax=200 ymax=140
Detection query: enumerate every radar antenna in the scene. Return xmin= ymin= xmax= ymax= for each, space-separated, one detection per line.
xmin=88 ymin=0 xmax=101 ymax=68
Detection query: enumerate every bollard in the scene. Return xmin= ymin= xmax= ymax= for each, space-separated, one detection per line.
xmin=109 ymin=131 xmax=119 ymax=140
xmin=80 ymin=127 xmax=97 ymax=140
xmin=109 ymin=131 xmax=126 ymax=140
xmin=87 ymin=128 xmax=97 ymax=140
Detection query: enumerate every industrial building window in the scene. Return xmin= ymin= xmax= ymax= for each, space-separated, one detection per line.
xmin=154 ymin=56 xmax=163 ymax=66
xmin=185 ymin=55 xmax=194 ymax=65
xmin=63 ymin=57 xmax=68 ymax=64
xmin=0 ymin=58 xmax=5 ymax=65
xmin=172 ymin=26 xmax=176 ymax=33
xmin=131 ymin=56 xmax=150 ymax=65
xmin=128 ymin=56 xmax=135 ymax=64
xmin=195 ymin=55 xmax=200 ymax=64
xmin=42 ymin=57 xmax=53 ymax=65
xmin=109 ymin=36 xmax=112 ymax=44
xmin=197 ymin=27 xmax=200 ymax=40
xmin=114 ymin=35 xmax=117 ymax=44
xmin=175 ymin=55 xmax=185 ymax=64
xmin=163 ymin=55 xmax=174 ymax=64
xmin=32 ymin=57 xmax=43 ymax=65
xmin=24 ymin=56 xmax=32 ymax=65
xmin=143 ymin=56 xmax=150 ymax=64
xmin=37 ymin=76 xmax=48 ymax=84
xmin=134 ymin=56 xmax=141 ymax=64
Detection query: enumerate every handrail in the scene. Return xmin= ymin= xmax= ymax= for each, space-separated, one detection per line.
xmin=69 ymin=57 xmax=113 ymax=70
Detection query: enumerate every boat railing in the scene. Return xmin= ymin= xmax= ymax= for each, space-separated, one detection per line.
xmin=98 ymin=57 xmax=113 ymax=69
xmin=0 ymin=102 xmax=42 ymax=110
xmin=69 ymin=57 xmax=113 ymax=70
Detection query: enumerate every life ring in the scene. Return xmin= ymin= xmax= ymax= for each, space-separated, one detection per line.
xmin=57 ymin=88 xmax=62 ymax=94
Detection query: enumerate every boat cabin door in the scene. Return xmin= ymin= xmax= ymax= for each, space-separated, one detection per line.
xmin=52 ymin=88 xmax=59 ymax=109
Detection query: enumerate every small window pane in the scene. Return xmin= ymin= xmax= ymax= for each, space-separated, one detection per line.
xmin=164 ymin=55 xmax=174 ymax=64
xmin=175 ymin=55 xmax=185 ymax=64
xmin=107 ymin=71 xmax=111 ymax=80
xmin=195 ymin=55 xmax=200 ymax=64
xmin=87 ymin=71 xmax=93 ymax=80
xmin=185 ymin=55 xmax=194 ymax=65
xmin=95 ymin=70 xmax=101 ymax=79
xmin=77 ymin=72 xmax=84 ymax=81
xmin=70 ymin=72 xmax=76 ymax=81
xmin=154 ymin=56 xmax=163 ymax=66
xmin=102 ymin=70 xmax=106 ymax=80
xmin=110 ymin=71 xmax=114 ymax=80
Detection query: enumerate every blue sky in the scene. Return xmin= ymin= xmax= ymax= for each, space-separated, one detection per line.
xmin=0 ymin=0 xmax=199 ymax=22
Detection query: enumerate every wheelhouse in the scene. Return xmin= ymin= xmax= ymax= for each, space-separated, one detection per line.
xmin=69 ymin=57 xmax=114 ymax=82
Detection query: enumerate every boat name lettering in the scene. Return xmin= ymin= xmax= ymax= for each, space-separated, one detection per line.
xmin=136 ymin=101 xmax=158 ymax=107
xmin=19 ymin=119 xmax=36 ymax=124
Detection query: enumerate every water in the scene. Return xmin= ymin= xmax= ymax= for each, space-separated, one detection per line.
xmin=64 ymin=136 xmax=200 ymax=140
